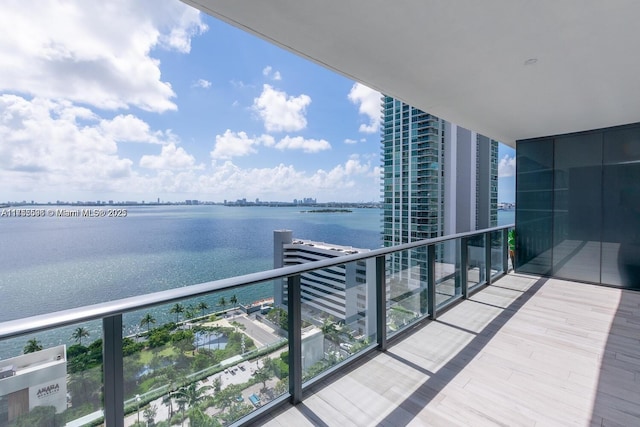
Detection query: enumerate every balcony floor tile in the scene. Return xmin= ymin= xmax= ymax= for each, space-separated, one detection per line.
xmin=253 ymin=273 xmax=640 ymax=427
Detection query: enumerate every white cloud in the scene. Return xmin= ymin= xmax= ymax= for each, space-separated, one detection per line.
xmin=210 ymin=130 xmax=275 ymax=160
xmin=99 ymin=114 xmax=176 ymax=144
xmin=253 ymin=84 xmax=311 ymax=132
xmin=262 ymin=65 xmax=282 ymax=81
xmin=498 ymin=154 xmax=516 ymax=177
xmin=0 ymin=95 xmax=134 ymax=191
xmin=200 ymin=157 xmax=378 ymax=201
xmin=0 ymin=0 xmax=206 ymax=112
xmin=140 ymin=143 xmax=200 ymax=170
xmin=192 ymin=79 xmax=212 ymax=89
xmin=348 ymin=83 xmax=381 ymax=133
xmin=274 ymin=136 xmax=331 ymax=153
xmin=344 ymin=138 xmax=358 ymax=144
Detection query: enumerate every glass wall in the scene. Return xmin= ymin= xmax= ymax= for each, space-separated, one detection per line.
xmin=602 ymin=127 xmax=640 ymax=288
xmin=516 ymin=138 xmax=554 ymax=275
xmin=516 ymin=123 xmax=640 ymax=289
xmin=552 ymin=133 xmax=602 ymax=283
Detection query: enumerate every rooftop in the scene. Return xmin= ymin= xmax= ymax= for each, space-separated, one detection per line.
xmin=254 ymin=273 xmax=640 ymax=426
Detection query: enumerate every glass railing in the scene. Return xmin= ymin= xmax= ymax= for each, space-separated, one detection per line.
xmin=0 ymin=224 xmax=512 ymax=427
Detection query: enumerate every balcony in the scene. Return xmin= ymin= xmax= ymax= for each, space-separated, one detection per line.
xmin=1 ymin=224 xmax=638 ymax=426
xmin=255 ymin=273 xmax=640 ymax=426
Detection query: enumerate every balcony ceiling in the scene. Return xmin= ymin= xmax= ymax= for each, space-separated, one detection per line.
xmin=182 ymin=0 xmax=640 ymax=146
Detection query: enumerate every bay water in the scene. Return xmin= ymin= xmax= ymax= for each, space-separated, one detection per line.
xmin=0 ymin=205 xmax=513 ymax=359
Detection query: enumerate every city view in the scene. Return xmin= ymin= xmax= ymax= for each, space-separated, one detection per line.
xmin=0 ymin=0 xmax=520 ymax=423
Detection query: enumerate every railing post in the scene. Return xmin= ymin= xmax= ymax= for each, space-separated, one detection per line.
xmin=485 ymin=232 xmax=492 ymax=286
xmin=287 ymin=274 xmax=302 ymax=404
xmin=427 ymin=244 xmax=436 ymax=320
xmin=461 ymin=237 xmax=468 ymax=299
xmin=103 ymin=315 xmax=124 ymax=427
xmin=376 ymin=255 xmax=387 ymax=351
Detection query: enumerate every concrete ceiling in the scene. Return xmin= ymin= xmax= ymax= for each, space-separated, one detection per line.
xmin=182 ymin=0 xmax=640 ymax=147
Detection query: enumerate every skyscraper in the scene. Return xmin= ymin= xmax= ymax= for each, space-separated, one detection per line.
xmin=381 ymin=96 xmax=499 ymax=304
xmin=381 ymin=95 xmax=498 ymax=245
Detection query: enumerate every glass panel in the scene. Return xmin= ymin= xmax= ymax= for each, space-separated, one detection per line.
xmin=0 ymin=322 xmax=103 ymax=426
xmin=435 ymin=240 xmax=461 ymax=308
xmin=300 ymin=260 xmax=377 ymax=382
xmin=123 ymin=282 xmax=286 ymax=426
xmin=490 ymin=230 xmax=504 ymax=278
xmin=552 ymin=133 xmax=602 ymax=283
xmin=516 ymin=139 xmax=554 ymax=274
xmin=467 ymin=234 xmax=486 ymax=290
xmin=602 ymin=126 xmax=640 ymax=289
xmin=386 ymin=247 xmax=429 ymax=337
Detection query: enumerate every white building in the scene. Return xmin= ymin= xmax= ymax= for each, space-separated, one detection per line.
xmin=0 ymin=346 xmax=67 ymax=425
xmin=274 ymin=230 xmax=376 ymax=338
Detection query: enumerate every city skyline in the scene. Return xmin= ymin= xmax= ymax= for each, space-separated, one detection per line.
xmin=0 ymin=0 xmax=516 ymax=204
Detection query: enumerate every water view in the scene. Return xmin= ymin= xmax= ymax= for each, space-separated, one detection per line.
xmin=0 ymin=205 xmax=513 ymax=426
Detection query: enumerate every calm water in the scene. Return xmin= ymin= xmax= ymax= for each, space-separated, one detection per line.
xmin=0 ymin=205 xmax=512 ymax=358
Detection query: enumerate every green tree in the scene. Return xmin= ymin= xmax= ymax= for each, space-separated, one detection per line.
xmin=212 ymin=376 xmax=222 ymax=393
xmin=140 ymin=312 xmax=156 ymax=335
xmin=175 ymin=382 xmax=212 ymax=409
xmin=23 ymin=338 xmax=43 ymax=354
xmin=196 ymin=301 xmax=209 ymax=318
xmin=8 ymin=405 xmax=61 ymax=427
xmin=218 ymin=296 xmax=226 ymax=310
xmin=214 ymin=384 xmax=242 ymax=413
xmin=162 ymin=392 xmax=174 ymax=419
xmin=321 ymin=319 xmax=338 ymax=338
xmin=170 ymin=303 xmax=185 ymax=323
xmin=143 ymin=404 xmax=157 ymax=426
xmin=254 ymin=361 xmax=273 ymax=390
xmin=71 ymin=327 xmax=90 ymax=346
xmin=230 ymin=294 xmax=238 ymax=307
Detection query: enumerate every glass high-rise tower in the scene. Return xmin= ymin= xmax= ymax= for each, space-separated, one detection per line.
xmin=381 ymin=95 xmax=498 ymax=246
xmin=381 ymin=96 xmax=499 ymax=303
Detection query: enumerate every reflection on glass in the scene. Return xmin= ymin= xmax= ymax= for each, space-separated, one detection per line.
xmin=301 ymin=261 xmax=377 ymax=382
xmin=386 ymin=247 xmax=429 ymax=336
xmin=435 ymin=241 xmax=461 ymax=308
xmin=490 ymin=231 xmax=504 ymax=278
xmin=467 ymin=234 xmax=486 ymax=289
xmin=516 ymin=139 xmax=554 ymax=274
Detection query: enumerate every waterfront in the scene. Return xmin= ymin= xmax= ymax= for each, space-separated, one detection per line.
xmin=0 ymin=205 xmax=513 ymax=359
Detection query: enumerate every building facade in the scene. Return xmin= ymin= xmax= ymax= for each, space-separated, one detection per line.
xmin=273 ymin=230 xmax=376 ymax=338
xmin=381 ymin=97 xmax=499 ymax=303
xmin=0 ymin=346 xmax=67 ymax=425
xmin=381 ymin=96 xmax=498 ymax=245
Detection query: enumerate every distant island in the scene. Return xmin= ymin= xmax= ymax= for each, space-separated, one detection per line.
xmin=301 ymin=209 xmax=352 ymax=214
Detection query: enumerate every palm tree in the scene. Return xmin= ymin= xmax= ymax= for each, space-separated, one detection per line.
xmin=174 ymin=382 xmax=211 ymax=409
xmin=140 ymin=313 xmax=156 ymax=335
xmin=196 ymin=301 xmax=209 ymax=318
xmin=170 ymin=303 xmax=185 ymax=323
xmin=162 ymin=393 xmax=174 ymax=419
xmin=71 ymin=327 xmax=90 ymax=346
xmin=230 ymin=294 xmax=238 ymax=308
xmin=23 ymin=338 xmax=43 ymax=354
xmin=218 ymin=296 xmax=226 ymax=311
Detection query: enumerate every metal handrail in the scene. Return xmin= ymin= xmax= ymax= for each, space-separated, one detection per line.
xmin=0 ymin=224 xmax=513 ymax=340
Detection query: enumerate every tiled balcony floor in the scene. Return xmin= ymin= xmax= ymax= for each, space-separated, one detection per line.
xmin=254 ymin=273 xmax=640 ymax=426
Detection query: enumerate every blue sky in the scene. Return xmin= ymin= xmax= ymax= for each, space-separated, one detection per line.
xmin=0 ymin=0 xmax=515 ymax=204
